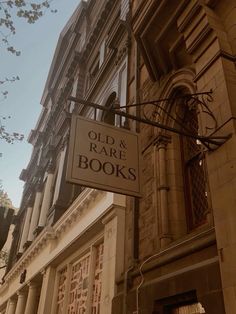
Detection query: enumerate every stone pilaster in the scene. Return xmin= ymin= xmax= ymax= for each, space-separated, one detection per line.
xmin=37 ymin=268 xmax=55 ymax=314
xmin=24 ymin=282 xmax=39 ymax=314
xmin=6 ymin=298 xmax=16 ymax=314
xmin=52 ymin=146 xmax=67 ymax=206
xmin=27 ymin=184 xmax=43 ymax=242
xmin=38 ymin=164 xmax=55 ymax=228
xmin=18 ymin=206 xmax=33 ymax=253
xmin=15 ymin=291 xmax=26 ymax=314
xmin=155 ymin=135 xmax=172 ymax=247
xmin=100 ymin=207 xmax=125 ymax=314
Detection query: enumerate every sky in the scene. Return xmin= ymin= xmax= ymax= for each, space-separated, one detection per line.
xmin=0 ymin=0 xmax=80 ymax=208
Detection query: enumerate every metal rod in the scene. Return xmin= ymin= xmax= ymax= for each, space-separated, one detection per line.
xmin=68 ymin=96 xmax=231 ymax=148
xmin=118 ymin=91 xmax=213 ymax=109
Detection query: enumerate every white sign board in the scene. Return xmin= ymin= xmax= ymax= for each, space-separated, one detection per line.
xmin=66 ymin=115 xmax=141 ymax=197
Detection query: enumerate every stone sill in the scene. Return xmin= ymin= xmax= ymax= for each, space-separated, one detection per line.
xmin=117 ymin=227 xmax=216 ymax=284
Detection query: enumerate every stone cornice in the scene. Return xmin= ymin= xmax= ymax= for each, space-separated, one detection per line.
xmin=1 ymin=226 xmax=52 ymax=284
xmin=82 ymin=0 xmax=117 ymax=62
xmin=132 ymin=0 xmax=191 ymax=81
xmin=2 ymin=189 xmax=104 ymax=286
xmin=54 ymin=189 xmax=103 ymax=237
xmin=19 ymin=169 xmax=28 ymax=182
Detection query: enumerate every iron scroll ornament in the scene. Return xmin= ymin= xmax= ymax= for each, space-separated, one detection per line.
xmin=68 ymin=92 xmax=231 ymax=151
xmin=140 ymin=92 xmax=216 ymax=136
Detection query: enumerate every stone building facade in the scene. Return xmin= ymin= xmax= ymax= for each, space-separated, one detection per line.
xmin=112 ymin=1 xmax=236 ymax=314
xmin=0 ymin=1 xmax=130 ymax=313
xmin=1 ymin=1 xmax=236 ymax=314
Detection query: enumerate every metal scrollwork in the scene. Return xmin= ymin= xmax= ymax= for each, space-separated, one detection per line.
xmin=140 ymin=91 xmax=230 ymax=150
xmin=188 ymin=92 xmax=217 ymax=135
xmin=68 ymin=93 xmax=232 ymax=151
xmin=143 ymin=91 xmax=217 ymax=137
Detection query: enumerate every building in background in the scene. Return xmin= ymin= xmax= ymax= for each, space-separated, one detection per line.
xmin=1 ymin=1 xmax=236 ymax=314
xmin=0 ymin=189 xmax=15 ymax=281
xmin=0 ymin=188 xmax=15 ymax=252
xmin=0 ymin=0 xmax=129 ymax=313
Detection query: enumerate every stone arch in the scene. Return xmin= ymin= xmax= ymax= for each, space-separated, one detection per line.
xmin=155 ymin=68 xmax=196 ymax=131
xmin=155 ymin=68 xmax=210 ymax=233
xmin=101 ymin=91 xmax=118 ymax=125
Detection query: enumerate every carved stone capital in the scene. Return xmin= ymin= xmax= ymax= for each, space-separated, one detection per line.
xmin=154 ymin=134 xmax=171 ymax=149
xmin=16 ymin=252 xmax=22 ymax=260
xmin=17 ymin=289 xmax=26 ymax=297
xmin=28 ymin=198 xmax=35 ymax=208
xmin=46 ymin=160 xmax=55 ymax=174
xmin=59 ymin=136 xmax=68 ymax=151
xmin=35 ymin=181 xmax=43 ymax=193
xmin=34 ymin=226 xmax=43 ymax=237
xmin=23 ymin=241 xmax=32 ymax=250
xmin=27 ymin=281 xmax=39 ymax=289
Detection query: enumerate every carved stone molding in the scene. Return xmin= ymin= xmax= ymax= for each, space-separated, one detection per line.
xmin=132 ymin=0 xmax=192 ymax=80
xmin=2 ymin=189 xmax=104 ymax=287
xmin=46 ymin=160 xmax=56 ymax=174
xmin=154 ymin=134 xmax=171 ymax=150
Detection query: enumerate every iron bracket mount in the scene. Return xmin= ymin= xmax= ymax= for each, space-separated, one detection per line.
xmin=68 ymin=92 xmax=231 ymax=151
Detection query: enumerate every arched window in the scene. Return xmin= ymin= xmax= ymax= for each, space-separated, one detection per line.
xmin=101 ymin=92 xmax=117 ymax=125
xmin=173 ymin=90 xmax=209 ymax=231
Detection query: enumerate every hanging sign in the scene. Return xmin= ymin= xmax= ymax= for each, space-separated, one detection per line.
xmin=66 ymin=115 xmax=141 ymax=197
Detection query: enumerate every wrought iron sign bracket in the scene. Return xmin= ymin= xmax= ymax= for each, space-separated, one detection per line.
xmin=68 ymin=92 xmax=231 ymax=151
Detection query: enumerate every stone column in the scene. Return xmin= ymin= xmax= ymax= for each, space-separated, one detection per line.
xmin=18 ymin=206 xmax=33 ymax=253
xmin=24 ymin=283 xmax=39 ymax=314
xmin=38 ymin=165 xmax=54 ymax=228
xmin=52 ymin=146 xmax=66 ymax=206
xmin=100 ymin=207 xmax=125 ymax=314
xmin=156 ymin=135 xmax=172 ymax=247
xmin=15 ymin=291 xmax=27 ymax=314
xmin=6 ymin=298 xmax=16 ymax=314
xmin=27 ymin=185 xmax=43 ymax=242
xmin=37 ymin=267 xmax=56 ymax=314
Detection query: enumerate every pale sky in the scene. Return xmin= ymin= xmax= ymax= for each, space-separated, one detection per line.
xmin=0 ymin=1 xmax=80 ymax=207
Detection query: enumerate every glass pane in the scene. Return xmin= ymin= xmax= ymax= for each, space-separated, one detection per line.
xmin=67 ymin=254 xmax=91 ymax=314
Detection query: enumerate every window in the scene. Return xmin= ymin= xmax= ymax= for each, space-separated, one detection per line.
xmin=37 ymin=144 xmax=43 ymax=166
xmin=99 ymin=39 xmax=106 ymax=68
xmin=179 ymin=100 xmax=209 ymax=230
xmin=54 ymin=242 xmax=104 ymax=314
xmin=90 ymin=54 xmax=100 ymax=79
xmin=67 ymin=253 xmax=90 ymax=313
xmin=102 ymin=92 xmax=117 ymax=125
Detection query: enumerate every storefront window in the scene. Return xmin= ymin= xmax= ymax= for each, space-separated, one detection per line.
xmin=55 ymin=242 xmax=104 ymax=314
xmin=67 ymin=254 xmax=90 ymax=314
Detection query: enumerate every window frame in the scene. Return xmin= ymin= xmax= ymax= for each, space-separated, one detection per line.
xmin=52 ymin=237 xmax=104 ymax=314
